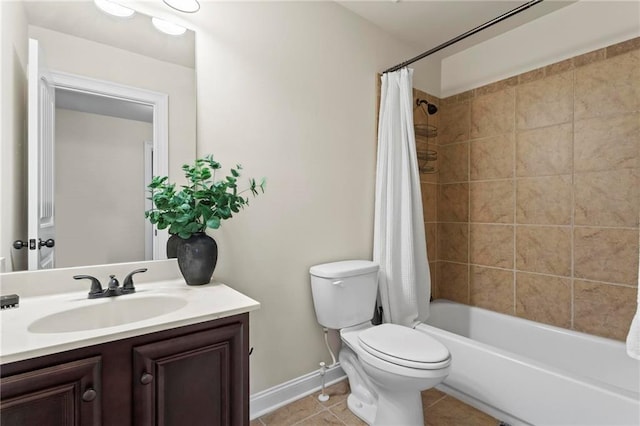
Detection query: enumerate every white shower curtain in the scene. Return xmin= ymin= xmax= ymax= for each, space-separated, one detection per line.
xmin=373 ymin=68 xmax=430 ymax=328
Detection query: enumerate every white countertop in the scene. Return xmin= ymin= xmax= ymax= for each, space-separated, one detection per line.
xmin=0 ymin=279 xmax=260 ymax=365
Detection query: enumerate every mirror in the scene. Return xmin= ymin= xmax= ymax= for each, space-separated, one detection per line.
xmin=1 ymin=1 xmax=197 ymax=272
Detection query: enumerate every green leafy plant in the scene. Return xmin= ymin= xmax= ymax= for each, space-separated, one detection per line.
xmin=145 ymin=155 xmax=266 ymax=239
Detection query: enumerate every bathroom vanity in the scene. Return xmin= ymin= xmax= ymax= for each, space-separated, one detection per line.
xmin=0 ymin=263 xmax=259 ymax=426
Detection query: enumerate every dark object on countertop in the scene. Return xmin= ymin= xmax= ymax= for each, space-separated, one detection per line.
xmin=1 ymin=294 xmax=20 ymax=310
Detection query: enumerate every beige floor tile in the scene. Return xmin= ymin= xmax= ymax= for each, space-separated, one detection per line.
xmin=261 ymin=382 xmax=497 ymax=426
xmin=329 ymin=400 xmax=367 ymax=426
xmin=295 ymin=410 xmax=344 ymax=425
xmin=315 ymin=380 xmax=350 ymax=408
xmin=421 ymin=387 xmax=447 ymax=408
xmin=261 ymin=394 xmax=325 ymax=425
xmin=425 ymin=396 xmax=496 ymax=426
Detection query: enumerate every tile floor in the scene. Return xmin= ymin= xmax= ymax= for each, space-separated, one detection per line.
xmin=251 ymin=380 xmax=498 ymax=425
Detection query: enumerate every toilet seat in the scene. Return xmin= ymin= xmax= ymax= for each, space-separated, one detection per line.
xmin=358 ymin=324 xmax=450 ymax=370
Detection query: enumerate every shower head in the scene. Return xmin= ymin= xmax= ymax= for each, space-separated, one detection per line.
xmin=417 ymin=99 xmax=438 ymax=115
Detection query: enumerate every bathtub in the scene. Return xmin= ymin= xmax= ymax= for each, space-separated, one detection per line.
xmin=416 ymin=300 xmax=640 ymax=426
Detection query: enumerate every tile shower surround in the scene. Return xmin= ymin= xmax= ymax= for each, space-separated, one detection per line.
xmin=414 ymin=37 xmax=640 ymax=341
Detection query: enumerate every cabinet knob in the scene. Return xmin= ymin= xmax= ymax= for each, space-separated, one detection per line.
xmin=140 ymin=372 xmax=154 ymax=385
xmin=82 ymin=388 xmax=97 ymax=402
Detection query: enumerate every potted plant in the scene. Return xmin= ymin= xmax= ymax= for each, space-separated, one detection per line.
xmin=145 ymin=155 xmax=265 ymax=285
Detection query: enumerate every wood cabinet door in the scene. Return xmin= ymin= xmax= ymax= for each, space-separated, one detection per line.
xmin=133 ymin=322 xmax=246 ymax=426
xmin=0 ymin=356 xmax=102 ymax=426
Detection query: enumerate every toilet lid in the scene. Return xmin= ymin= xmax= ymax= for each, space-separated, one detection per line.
xmin=358 ymin=324 xmax=450 ymax=369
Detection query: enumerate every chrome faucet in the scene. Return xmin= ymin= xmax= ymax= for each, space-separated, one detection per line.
xmin=74 ymin=268 xmax=147 ymax=299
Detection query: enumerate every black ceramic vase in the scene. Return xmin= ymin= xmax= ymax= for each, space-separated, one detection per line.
xmin=176 ymin=232 xmax=218 ymax=286
xmin=166 ymin=234 xmax=183 ymax=259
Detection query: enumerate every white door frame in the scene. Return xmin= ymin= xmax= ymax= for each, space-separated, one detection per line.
xmin=50 ymin=71 xmax=169 ymax=261
xmin=28 ymin=38 xmax=56 ymax=270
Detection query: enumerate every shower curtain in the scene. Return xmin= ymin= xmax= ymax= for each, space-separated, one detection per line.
xmin=373 ymin=68 xmax=430 ymax=328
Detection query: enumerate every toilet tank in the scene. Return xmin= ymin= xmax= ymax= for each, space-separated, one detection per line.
xmin=310 ymin=260 xmax=379 ymax=329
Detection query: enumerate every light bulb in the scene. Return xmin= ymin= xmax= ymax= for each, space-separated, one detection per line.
xmin=94 ymin=0 xmax=135 ymax=18
xmin=152 ymin=17 xmax=187 ymax=36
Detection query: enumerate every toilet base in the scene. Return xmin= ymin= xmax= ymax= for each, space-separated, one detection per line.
xmin=374 ymin=390 xmax=423 ymax=426
xmin=347 ymin=393 xmax=377 ymax=425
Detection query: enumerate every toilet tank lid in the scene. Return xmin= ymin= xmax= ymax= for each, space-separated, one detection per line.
xmin=310 ymin=260 xmax=379 ymax=279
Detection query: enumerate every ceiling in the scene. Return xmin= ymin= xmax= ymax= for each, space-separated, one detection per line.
xmin=338 ymin=0 xmax=575 ymax=63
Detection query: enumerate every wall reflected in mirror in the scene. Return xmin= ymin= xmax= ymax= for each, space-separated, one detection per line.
xmin=1 ymin=1 xmax=197 ymax=272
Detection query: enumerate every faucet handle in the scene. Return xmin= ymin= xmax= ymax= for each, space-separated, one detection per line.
xmin=108 ymin=275 xmax=120 ymax=290
xmin=122 ymin=268 xmax=147 ymax=293
xmin=74 ymin=275 xmax=103 ymax=297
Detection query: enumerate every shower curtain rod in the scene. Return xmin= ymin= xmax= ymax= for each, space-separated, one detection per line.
xmin=383 ymin=0 xmax=544 ymax=74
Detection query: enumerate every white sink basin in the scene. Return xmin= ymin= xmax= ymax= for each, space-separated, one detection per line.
xmin=28 ymin=296 xmax=188 ymax=334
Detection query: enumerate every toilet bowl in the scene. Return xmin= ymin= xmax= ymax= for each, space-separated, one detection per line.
xmin=310 ymin=260 xmax=451 ymax=426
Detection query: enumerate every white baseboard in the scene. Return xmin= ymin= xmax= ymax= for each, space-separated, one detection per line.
xmin=250 ymin=363 xmax=346 ymax=420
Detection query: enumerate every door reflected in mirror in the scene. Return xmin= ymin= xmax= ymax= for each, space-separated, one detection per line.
xmin=2 ymin=1 xmax=197 ymax=272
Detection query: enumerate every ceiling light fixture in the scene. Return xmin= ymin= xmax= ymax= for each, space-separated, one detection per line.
xmin=163 ymin=0 xmax=200 ymax=13
xmin=152 ymin=17 xmax=187 ymax=36
xmin=94 ymin=0 xmax=135 ymax=18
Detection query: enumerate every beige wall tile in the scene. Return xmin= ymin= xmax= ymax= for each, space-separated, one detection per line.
xmin=606 ymin=36 xmax=640 ymax=58
xmin=470 ymin=266 xmax=514 ymax=315
xmin=470 ymin=134 xmax=514 ymax=181
xmin=437 ymin=262 xmax=469 ymax=304
xmin=437 ymin=223 xmax=468 ymax=263
xmin=469 ymin=224 xmax=514 ymax=268
xmin=419 ymin=163 xmax=439 ymax=183
xmin=545 ymin=58 xmax=574 ymax=76
xmin=426 ymin=222 xmax=437 ymax=262
xmin=438 ymin=183 xmax=469 ymax=223
xmin=574 ymin=113 xmax=640 ymax=173
xmin=470 ymin=88 xmax=515 ymax=139
xmin=516 ymin=226 xmax=571 ymax=276
xmin=573 ymin=48 xmax=606 ymax=68
xmin=439 ymin=101 xmax=470 ymax=145
xmin=575 ymin=50 xmax=640 ymax=120
xmin=429 ymin=261 xmax=437 ymax=297
xmin=574 ymin=227 xmax=640 ymax=285
xmin=470 ymin=180 xmax=514 ymax=223
xmin=516 ymin=175 xmax=572 ymax=225
xmin=516 ymin=123 xmax=573 ymax=177
xmin=574 ymin=281 xmax=638 ymax=341
xmin=439 ymin=142 xmax=469 ymax=183
xmin=518 ymin=67 xmax=545 ymax=84
xmin=474 ymin=77 xmax=518 ymax=97
xmin=421 ymin=182 xmax=438 ymax=222
xmin=574 ymin=169 xmax=640 ymax=227
xmin=516 ymin=272 xmax=571 ymax=328
xmin=516 ymin=72 xmax=573 ymax=130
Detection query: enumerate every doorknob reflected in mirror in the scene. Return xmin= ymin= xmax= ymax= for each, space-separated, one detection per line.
xmin=13 ymin=239 xmax=55 ymax=250
xmin=13 ymin=240 xmax=28 ymax=250
xmin=39 ymin=239 xmax=55 ymax=249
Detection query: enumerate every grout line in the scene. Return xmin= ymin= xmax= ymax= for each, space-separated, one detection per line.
xmin=570 ymin=65 xmax=576 ymax=330
xmin=512 ymin=83 xmax=518 ymax=315
xmin=427 ymin=393 xmax=449 ymax=408
xmin=467 ymin=99 xmax=472 ymax=305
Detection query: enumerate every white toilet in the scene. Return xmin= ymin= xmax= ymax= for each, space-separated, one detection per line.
xmin=310 ymin=260 xmax=451 ymax=426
